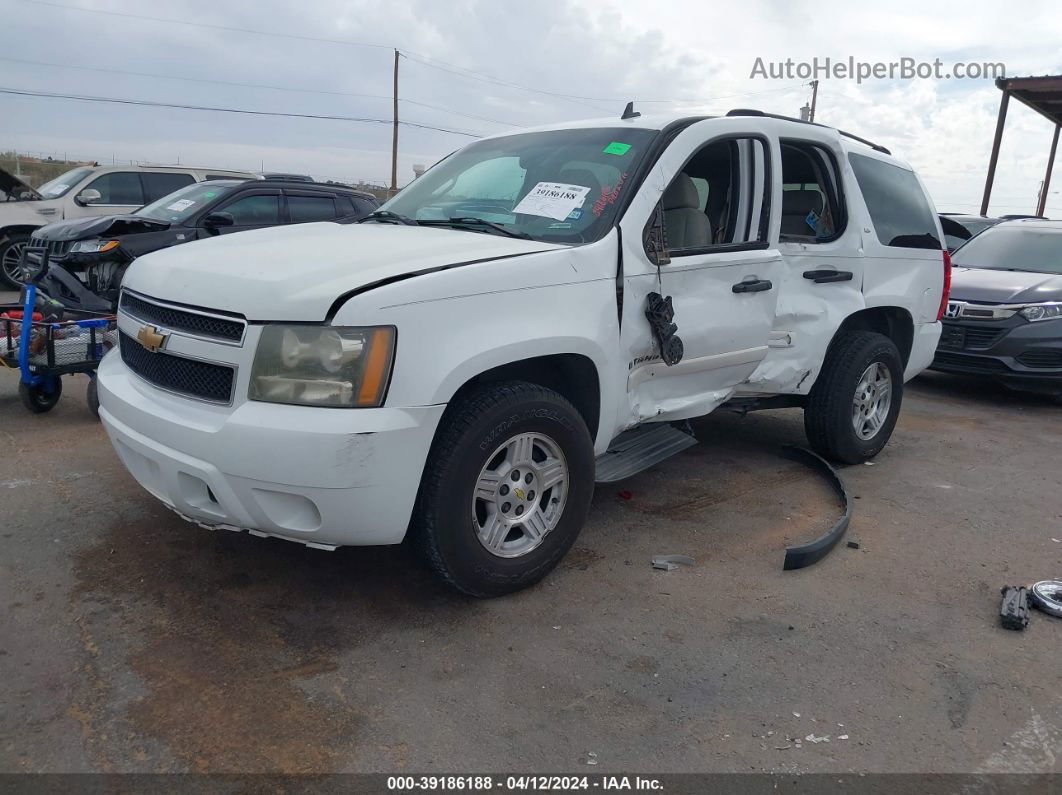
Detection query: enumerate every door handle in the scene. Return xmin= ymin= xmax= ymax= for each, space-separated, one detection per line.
xmin=803 ymin=269 xmax=853 ymax=283
xmin=732 ymin=278 xmax=773 ymax=294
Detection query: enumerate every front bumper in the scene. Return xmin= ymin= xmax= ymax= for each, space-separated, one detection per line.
xmin=97 ymin=350 xmax=446 ymax=548
xmin=930 ymin=316 xmax=1062 ymax=393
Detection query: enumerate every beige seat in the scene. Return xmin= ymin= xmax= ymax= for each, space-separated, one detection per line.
xmin=663 ymin=173 xmax=712 ymax=249
xmin=781 ymin=189 xmax=825 ymax=236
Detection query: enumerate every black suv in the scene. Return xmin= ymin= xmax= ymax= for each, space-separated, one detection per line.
xmin=26 ymin=179 xmax=379 ymax=311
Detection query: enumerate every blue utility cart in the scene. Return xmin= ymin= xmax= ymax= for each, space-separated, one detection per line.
xmin=1 ymin=247 xmax=116 ymax=416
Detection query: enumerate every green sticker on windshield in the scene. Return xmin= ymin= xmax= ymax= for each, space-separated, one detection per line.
xmin=204 ymin=191 xmax=217 ymax=198
xmin=603 ymin=141 xmax=632 ymax=156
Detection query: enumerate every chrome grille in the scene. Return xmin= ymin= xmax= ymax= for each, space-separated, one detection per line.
xmin=119 ymin=332 xmax=235 ymax=403
xmin=120 ymin=292 xmax=245 ymax=343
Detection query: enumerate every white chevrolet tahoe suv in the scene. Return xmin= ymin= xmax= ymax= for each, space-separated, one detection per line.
xmin=0 ymin=163 xmax=254 ymax=288
xmin=97 ymin=110 xmax=949 ymax=596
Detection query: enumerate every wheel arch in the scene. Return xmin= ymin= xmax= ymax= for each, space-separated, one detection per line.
xmin=1 ymin=224 xmax=41 ymax=241
xmin=830 ymin=306 xmax=914 ymax=367
xmin=441 ymin=352 xmax=603 ymax=445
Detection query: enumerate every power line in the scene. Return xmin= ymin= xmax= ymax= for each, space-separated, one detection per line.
xmin=19 ymin=0 xmax=807 ymax=109
xmin=403 ymin=52 xmax=805 ymax=106
xmin=0 ymin=56 xmax=524 ymax=128
xmin=0 ymin=86 xmax=483 ymax=137
xmin=19 ymin=0 xmax=393 ymax=50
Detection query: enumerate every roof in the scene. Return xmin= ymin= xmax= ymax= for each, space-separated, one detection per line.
xmin=993 ymin=218 xmax=1062 ymax=231
xmin=97 ymin=163 xmax=253 ymax=174
xmin=477 ymin=108 xmax=897 ymax=160
xmin=253 ymin=178 xmax=375 ymax=198
xmin=995 ymin=75 xmax=1062 ymax=126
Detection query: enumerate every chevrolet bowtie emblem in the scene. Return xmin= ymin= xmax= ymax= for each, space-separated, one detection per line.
xmin=136 ymin=324 xmax=167 ymax=353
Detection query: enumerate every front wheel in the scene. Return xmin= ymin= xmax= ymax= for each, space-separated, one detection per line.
xmin=19 ymin=377 xmax=63 ymax=413
xmin=86 ymin=376 xmax=100 ymax=419
xmin=0 ymin=232 xmax=32 ymax=290
xmin=804 ymin=331 xmax=904 ymax=464
xmin=411 ymin=381 xmax=595 ymax=597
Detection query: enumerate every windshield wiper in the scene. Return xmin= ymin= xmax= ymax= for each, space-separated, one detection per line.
xmin=419 ymin=217 xmax=532 ymax=239
xmin=359 ymin=209 xmax=417 ymax=226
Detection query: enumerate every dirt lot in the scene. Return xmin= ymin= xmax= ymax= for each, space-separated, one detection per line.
xmin=1 ymin=360 xmax=1060 ymax=774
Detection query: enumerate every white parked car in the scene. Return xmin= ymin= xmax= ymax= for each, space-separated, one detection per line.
xmin=0 ymin=163 xmax=254 ymax=288
xmin=98 ymin=109 xmax=949 ymax=596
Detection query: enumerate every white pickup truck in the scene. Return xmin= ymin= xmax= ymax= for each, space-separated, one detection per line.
xmin=97 ymin=109 xmax=949 ymax=596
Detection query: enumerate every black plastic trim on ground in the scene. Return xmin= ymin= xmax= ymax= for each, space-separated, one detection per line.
xmin=780 ymin=445 xmax=851 ymax=571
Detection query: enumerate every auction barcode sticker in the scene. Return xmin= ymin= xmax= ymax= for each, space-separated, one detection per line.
xmin=513 ymin=182 xmax=591 ymax=221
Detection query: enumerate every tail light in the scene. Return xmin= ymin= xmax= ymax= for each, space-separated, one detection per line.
xmin=936 ymin=249 xmax=952 ymax=322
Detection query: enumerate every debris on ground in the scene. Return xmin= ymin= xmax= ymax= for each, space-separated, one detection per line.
xmin=651 ymin=554 xmax=694 ymax=571
xmin=847 ymin=540 xmax=861 ymax=549
xmin=1029 ymin=580 xmax=1062 ymax=618
xmin=805 ymin=734 xmax=830 ymax=744
xmin=618 ymin=490 xmax=633 ymax=500
xmin=1000 ymin=585 xmax=1031 ymax=630
xmin=584 ymin=752 xmax=598 ymax=765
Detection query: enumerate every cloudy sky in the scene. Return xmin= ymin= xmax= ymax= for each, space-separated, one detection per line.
xmin=2 ymin=0 xmax=1061 ymax=214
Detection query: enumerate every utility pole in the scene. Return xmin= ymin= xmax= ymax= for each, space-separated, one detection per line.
xmin=808 ymin=79 xmax=819 ymax=122
xmin=391 ymin=49 xmax=400 ymax=197
xmin=1035 ymin=124 xmax=1060 ymax=217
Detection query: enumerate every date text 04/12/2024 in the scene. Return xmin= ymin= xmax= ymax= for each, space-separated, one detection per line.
xmin=387 ymin=775 xmax=664 ymax=791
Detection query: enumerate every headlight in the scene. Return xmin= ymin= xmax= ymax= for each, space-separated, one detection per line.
xmin=70 ymin=239 xmax=120 ymax=254
xmin=249 ymin=325 xmax=396 ymax=407
xmin=1019 ymin=304 xmax=1062 ymax=322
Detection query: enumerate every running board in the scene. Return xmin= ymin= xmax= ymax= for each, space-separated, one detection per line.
xmin=594 ymin=424 xmax=698 ymax=483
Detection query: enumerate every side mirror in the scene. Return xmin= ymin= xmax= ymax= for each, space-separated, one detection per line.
xmin=644 ymin=202 xmax=671 ymax=266
xmin=202 ymin=212 xmax=235 ymax=228
xmin=74 ymin=188 xmax=102 ymax=207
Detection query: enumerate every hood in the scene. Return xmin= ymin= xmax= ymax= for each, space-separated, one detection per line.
xmin=0 ymin=198 xmax=59 ymax=226
xmin=950 ymin=266 xmax=1062 ymax=304
xmin=35 ymin=213 xmax=170 ymax=241
xmin=0 ymin=166 xmax=41 ymax=201
xmin=123 ymin=222 xmax=565 ymax=321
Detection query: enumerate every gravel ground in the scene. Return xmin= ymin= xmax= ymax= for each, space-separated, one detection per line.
xmin=1 ymin=363 xmax=1060 ymax=774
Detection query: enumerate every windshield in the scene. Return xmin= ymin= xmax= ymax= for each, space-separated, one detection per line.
xmin=382 ymin=127 xmax=658 ymax=244
xmin=136 ymin=180 xmax=241 ymax=223
xmin=952 ymin=225 xmax=1062 ymax=275
xmin=36 ymin=167 xmax=94 ymax=199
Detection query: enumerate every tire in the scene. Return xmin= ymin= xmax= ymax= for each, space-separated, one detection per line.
xmin=804 ymin=331 xmax=904 ymax=464
xmin=0 ymin=232 xmax=31 ymax=290
xmin=411 ymin=381 xmax=595 ymax=597
xmin=86 ymin=376 xmax=100 ymax=419
xmin=19 ymin=377 xmax=62 ymax=413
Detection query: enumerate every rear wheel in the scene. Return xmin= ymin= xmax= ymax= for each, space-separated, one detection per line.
xmin=411 ymin=381 xmax=595 ymax=597
xmin=804 ymin=331 xmax=904 ymax=464
xmin=19 ymin=377 xmax=62 ymax=413
xmin=0 ymin=232 xmax=31 ymax=290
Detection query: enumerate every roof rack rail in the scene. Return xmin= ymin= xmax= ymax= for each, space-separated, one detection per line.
xmin=725 ymin=109 xmax=891 ymax=155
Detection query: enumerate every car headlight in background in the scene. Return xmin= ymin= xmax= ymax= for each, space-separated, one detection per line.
xmin=249 ymin=325 xmax=396 ymax=407
xmin=1019 ymin=304 xmax=1062 ymax=322
xmin=70 ymin=239 xmax=120 ymax=254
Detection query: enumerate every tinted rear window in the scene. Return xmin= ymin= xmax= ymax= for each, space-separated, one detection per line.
xmin=288 ymin=194 xmax=337 ymax=223
xmin=849 ymin=153 xmax=941 ymax=250
xmin=142 ymin=172 xmax=195 ymax=203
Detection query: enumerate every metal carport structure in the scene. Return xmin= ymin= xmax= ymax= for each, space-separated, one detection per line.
xmin=981 ymin=74 xmax=1062 ymax=217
